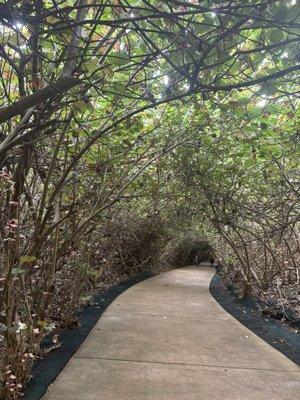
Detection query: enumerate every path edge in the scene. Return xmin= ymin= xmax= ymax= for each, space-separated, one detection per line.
xmin=209 ymin=273 xmax=300 ymax=365
xmin=24 ymin=271 xmax=154 ymax=400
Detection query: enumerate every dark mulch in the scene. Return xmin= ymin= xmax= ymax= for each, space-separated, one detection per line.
xmin=209 ymin=273 xmax=300 ymax=365
xmin=24 ymin=271 xmax=154 ymax=400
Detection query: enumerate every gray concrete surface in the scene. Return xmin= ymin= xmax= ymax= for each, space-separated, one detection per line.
xmin=43 ymin=265 xmax=300 ymax=399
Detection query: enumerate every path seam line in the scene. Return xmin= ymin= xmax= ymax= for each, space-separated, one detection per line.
xmin=72 ymin=355 xmax=300 ymax=373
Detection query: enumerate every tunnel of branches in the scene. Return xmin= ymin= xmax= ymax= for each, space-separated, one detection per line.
xmin=0 ymin=1 xmax=299 ymax=398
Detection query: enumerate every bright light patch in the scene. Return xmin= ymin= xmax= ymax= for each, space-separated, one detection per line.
xmin=257 ymin=99 xmax=268 ymax=107
xmin=13 ymin=22 xmax=23 ymax=29
xmin=163 ymin=75 xmax=169 ymax=85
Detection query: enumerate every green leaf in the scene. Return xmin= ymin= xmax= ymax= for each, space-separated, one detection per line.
xmin=269 ymin=30 xmax=284 ymax=43
xmin=20 ymin=255 xmax=36 ymax=263
xmin=12 ymin=267 xmax=25 ymax=275
xmin=73 ymin=100 xmax=88 ymax=113
xmin=109 ymin=51 xmax=131 ymax=66
xmin=258 ymin=83 xmax=278 ymax=96
xmin=112 ymin=82 xmax=127 ymax=94
xmin=37 ymin=320 xmax=48 ymax=329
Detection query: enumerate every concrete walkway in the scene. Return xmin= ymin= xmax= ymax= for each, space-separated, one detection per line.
xmin=43 ymin=265 xmax=300 ymax=399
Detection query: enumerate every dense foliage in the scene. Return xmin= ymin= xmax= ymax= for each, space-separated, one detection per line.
xmin=0 ymin=1 xmax=299 ymax=398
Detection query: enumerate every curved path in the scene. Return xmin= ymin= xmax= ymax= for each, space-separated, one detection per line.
xmin=43 ymin=265 xmax=300 ymax=400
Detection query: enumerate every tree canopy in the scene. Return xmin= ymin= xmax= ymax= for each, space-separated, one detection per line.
xmin=0 ymin=1 xmax=299 ymax=398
